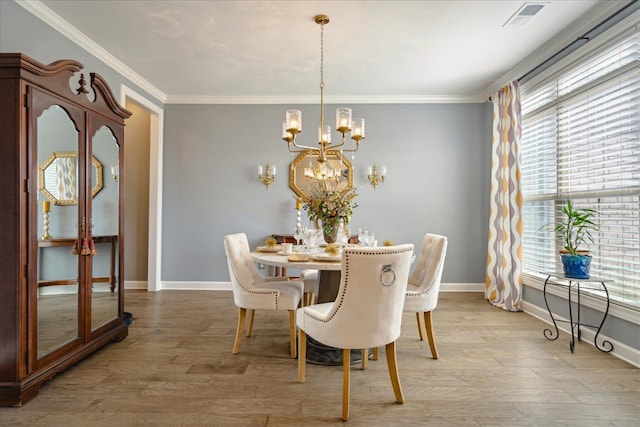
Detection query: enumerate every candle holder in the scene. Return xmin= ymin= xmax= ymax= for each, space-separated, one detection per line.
xmin=42 ymin=201 xmax=51 ymax=240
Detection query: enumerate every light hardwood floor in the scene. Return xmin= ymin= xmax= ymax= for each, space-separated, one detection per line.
xmin=1 ymin=291 xmax=638 ymax=426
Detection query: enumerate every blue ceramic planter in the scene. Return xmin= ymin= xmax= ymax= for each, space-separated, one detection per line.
xmin=561 ymin=254 xmax=592 ymax=279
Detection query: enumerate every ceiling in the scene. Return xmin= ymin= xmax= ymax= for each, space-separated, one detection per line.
xmin=30 ymin=0 xmax=613 ymax=103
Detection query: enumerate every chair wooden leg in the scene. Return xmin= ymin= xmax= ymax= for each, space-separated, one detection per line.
xmin=342 ymin=348 xmax=351 ymax=421
xmin=385 ymin=341 xmax=404 ymax=404
xmin=361 ymin=349 xmax=368 ymax=369
xmin=246 ymin=309 xmax=255 ymax=337
xmin=416 ymin=312 xmax=427 ymax=341
xmin=232 ymin=308 xmax=246 ymax=354
xmin=298 ymin=329 xmax=307 ymax=382
xmin=373 ymin=347 xmax=379 ymax=360
xmin=425 ymin=311 xmax=439 ymax=359
xmin=289 ymin=310 xmax=297 ymax=358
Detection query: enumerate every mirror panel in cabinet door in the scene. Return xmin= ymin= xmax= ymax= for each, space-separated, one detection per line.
xmin=35 ymin=104 xmax=80 ymax=361
xmin=90 ymin=125 xmax=120 ymax=332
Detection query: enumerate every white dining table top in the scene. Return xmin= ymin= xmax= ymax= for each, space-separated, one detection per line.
xmin=251 ymin=249 xmax=343 ymax=271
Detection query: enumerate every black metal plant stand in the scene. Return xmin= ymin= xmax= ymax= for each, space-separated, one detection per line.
xmin=542 ymin=272 xmax=613 ymax=353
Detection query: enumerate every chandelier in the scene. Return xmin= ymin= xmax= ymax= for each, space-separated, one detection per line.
xmin=281 ymin=14 xmax=365 ymax=165
xmin=304 ymin=163 xmax=342 ymax=182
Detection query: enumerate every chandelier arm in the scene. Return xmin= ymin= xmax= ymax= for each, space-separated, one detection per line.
xmin=325 ymin=141 xmax=346 ymax=151
xmin=290 ymin=140 xmax=320 ymax=151
xmin=335 ymin=143 xmax=361 ymax=153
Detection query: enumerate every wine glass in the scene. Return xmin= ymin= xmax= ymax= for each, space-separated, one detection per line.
xmin=293 ymin=226 xmax=303 ymax=248
xmin=303 ymin=228 xmax=314 ymax=253
xmin=360 ymin=229 xmax=371 ymax=246
xmin=312 ymin=229 xmax=323 ymax=251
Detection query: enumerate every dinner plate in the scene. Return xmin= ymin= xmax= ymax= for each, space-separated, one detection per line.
xmin=256 ymin=245 xmax=281 ymax=253
xmin=311 ymin=253 xmax=342 ymax=262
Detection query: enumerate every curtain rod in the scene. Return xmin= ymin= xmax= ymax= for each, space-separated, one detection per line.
xmin=518 ymin=0 xmax=639 ymax=84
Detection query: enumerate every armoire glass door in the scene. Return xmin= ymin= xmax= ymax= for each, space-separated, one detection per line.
xmin=34 ymin=96 xmax=83 ymax=362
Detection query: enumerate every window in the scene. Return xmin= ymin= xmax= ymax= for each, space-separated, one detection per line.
xmin=520 ymin=25 xmax=640 ymax=307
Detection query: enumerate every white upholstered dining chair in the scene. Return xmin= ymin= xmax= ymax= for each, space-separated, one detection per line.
xmin=296 ymin=245 xmax=414 ymax=421
xmin=403 ymin=233 xmax=448 ymax=359
xmin=300 ymin=269 xmax=319 ymax=306
xmin=224 ymin=233 xmax=304 ymax=358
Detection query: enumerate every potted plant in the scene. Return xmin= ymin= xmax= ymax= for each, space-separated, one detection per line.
xmin=553 ymin=200 xmax=598 ymax=279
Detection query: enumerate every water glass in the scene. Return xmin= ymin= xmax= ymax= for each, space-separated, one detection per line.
xmin=293 ymin=226 xmax=303 ymax=247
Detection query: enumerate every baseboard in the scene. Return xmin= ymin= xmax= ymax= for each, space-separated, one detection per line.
xmin=156 ymin=281 xmax=485 ymax=293
xmin=441 ymin=282 xmax=484 ymax=292
xmin=125 ymin=280 xmax=148 ymax=290
xmin=521 ymin=300 xmax=640 ymax=368
xmin=158 ymin=281 xmax=232 ymax=291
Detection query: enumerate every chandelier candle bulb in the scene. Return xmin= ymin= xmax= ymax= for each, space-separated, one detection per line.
xmin=319 ymin=125 xmax=331 ymax=144
xmin=351 ymin=118 xmax=365 ymax=141
xmin=336 ymin=108 xmax=352 ymax=133
xmin=282 ymin=121 xmax=293 ymax=142
xmin=286 ymin=110 xmax=302 ymax=133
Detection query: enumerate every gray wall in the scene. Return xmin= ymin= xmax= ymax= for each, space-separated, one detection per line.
xmin=162 ymin=103 xmax=492 ymax=282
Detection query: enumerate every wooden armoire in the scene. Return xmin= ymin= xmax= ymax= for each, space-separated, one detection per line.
xmin=0 ymin=53 xmax=131 ymax=406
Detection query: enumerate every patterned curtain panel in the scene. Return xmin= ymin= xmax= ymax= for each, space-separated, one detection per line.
xmin=57 ymin=157 xmax=77 ymax=201
xmin=485 ymin=81 xmax=523 ymax=312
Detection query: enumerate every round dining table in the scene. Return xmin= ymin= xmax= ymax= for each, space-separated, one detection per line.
xmin=251 ymin=249 xmax=343 ymax=303
xmin=251 ymin=247 xmax=363 ymax=365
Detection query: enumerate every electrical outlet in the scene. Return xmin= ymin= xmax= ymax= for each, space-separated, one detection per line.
xmin=258 ymin=263 xmax=265 ymax=269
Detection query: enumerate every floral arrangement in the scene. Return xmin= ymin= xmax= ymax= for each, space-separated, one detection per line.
xmin=303 ymin=187 xmax=358 ymax=237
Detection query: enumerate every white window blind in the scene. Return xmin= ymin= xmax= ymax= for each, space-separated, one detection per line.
xmin=521 ymin=25 xmax=640 ymax=307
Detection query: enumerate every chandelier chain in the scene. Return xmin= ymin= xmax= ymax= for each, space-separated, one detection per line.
xmin=320 ymin=21 xmax=324 ymax=91
xmin=319 ymin=20 xmax=325 ymax=135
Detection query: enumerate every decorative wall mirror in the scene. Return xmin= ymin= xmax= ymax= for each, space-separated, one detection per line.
xmin=38 ymin=151 xmax=103 ymax=205
xmin=289 ymin=149 xmax=353 ymax=199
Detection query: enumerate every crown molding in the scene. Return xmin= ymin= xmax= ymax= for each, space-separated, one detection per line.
xmin=164 ymin=94 xmax=487 ymax=105
xmin=485 ymin=0 xmax=633 ymax=98
xmin=17 ymin=0 xmax=167 ymax=103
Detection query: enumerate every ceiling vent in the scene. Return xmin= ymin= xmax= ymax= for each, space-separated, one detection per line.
xmin=504 ymin=2 xmax=547 ymax=27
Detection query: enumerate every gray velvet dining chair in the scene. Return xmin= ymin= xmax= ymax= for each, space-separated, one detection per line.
xmin=296 ymin=245 xmax=414 ymax=421
xmin=403 ymin=233 xmax=448 ymax=359
xmin=224 ymin=233 xmax=304 ymax=358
